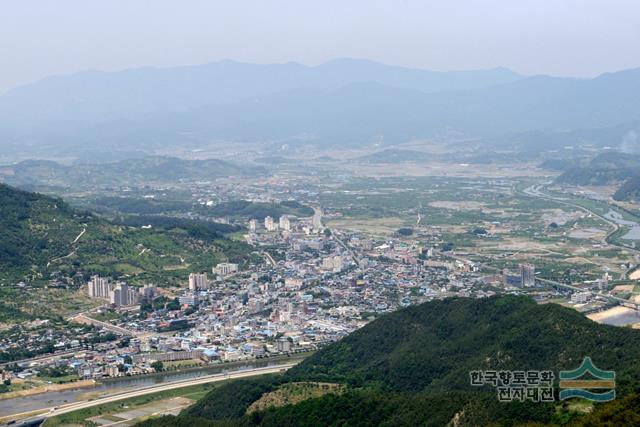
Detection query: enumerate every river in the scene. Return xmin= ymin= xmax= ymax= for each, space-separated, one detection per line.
xmin=0 ymin=357 xmax=301 ymax=416
xmin=604 ymin=209 xmax=640 ymax=241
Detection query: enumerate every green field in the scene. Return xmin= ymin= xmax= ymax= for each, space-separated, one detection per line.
xmin=44 ymin=382 xmax=222 ymax=427
xmin=320 ymin=176 xmax=627 ymax=281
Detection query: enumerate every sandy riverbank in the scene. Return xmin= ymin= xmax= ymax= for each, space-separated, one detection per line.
xmin=588 ymin=306 xmax=640 ymax=327
xmin=0 ymin=379 xmax=95 ymax=400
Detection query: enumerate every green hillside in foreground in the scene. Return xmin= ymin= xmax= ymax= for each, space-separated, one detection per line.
xmin=0 ymin=183 xmax=253 ymax=285
xmin=137 ymin=296 xmax=640 ymax=426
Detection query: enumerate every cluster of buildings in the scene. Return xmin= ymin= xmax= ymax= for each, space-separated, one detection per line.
xmin=22 ymin=179 xmax=577 ymax=388
xmin=87 ymin=276 xmax=156 ymax=307
xmin=321 ymin=255 xmax=343 ymax=271
xmin=502 ymin=263 xmax=536 ymax=288
xmin=214 ymin=262 xmax=239 ymax=276
xmin=188 ymin=273 xmax=208 ymax=291
xmin=253 ymin=215 xmax=292 ymax=233
xmin=248 ymin=210 xmax=324 ymax=237
xmin=10 ymin=169 xmax=637 ymax=394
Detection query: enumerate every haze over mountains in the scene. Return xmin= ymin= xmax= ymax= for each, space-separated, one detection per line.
xmin=0 ymin=59 xmax=522 ymax=125
xmin=1 ymin=58 xmax=640 ymax=152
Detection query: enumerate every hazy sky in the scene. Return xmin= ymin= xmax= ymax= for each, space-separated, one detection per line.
xmin=1 ymin=0 xmax=639 ymax=93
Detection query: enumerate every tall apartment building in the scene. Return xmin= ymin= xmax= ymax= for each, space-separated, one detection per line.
xmin=279 ymin=216 xmax=291 ymax=232
xmin=188 ymin=273 xmax=208 ymax=291
xmin=110 ymin=283 xmax=139 ymax=307
xmin=519 ymin=263 xmax=535 ymax=287
xmin=264 ymin=216 xmax=277 ymax=232
xmin=248 ymin=219 xmax=257 ymax=232
xmin=214 ymin=262 xmax=238 ymax=276
xmin=312 ymin=209 xmax=322 ymax=230
xmin=87 ymin=275 xmax=112 ymax=299
xmin=138 ymin=284 xmax=156 ymax=301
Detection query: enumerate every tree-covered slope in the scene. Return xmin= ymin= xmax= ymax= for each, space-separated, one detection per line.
xmin=287 ymin=296 xmax=640 ymax=393
xmin=613 ymin=175 xmax=640 ymax=201
xmin=0 ymin=156 xmax=266 ymax=190
xmin=207 ymin=200 xmax=314 ymax=220
xmin=554 ymin=151 xmax=640 ymax=186
xmin=0 ymin=183 xmax=253 ymax=284
xmin=140 ymin=296 xmax=640 ymax=426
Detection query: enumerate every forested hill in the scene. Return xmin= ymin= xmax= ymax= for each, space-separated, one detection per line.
xmin=286 ymin=296 xmax=640 ymax=392
xmin=0 ymin=156 xmax=267 ymax=190
xmin=554 ymin=151 xmax=640 ymax=186
xmin=613 ymin=175 xmax=640 ymax=202
xmin=139 ymin=296 xmax=640 ymax=426
xmin=0 ymin=183 xmax=252 ymax=284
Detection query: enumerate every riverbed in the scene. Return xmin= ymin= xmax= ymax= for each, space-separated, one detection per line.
xmin=604 ymin=209 xmax=640 ymax=241
xmin=0 ymin=357 xmax=302 ymax=416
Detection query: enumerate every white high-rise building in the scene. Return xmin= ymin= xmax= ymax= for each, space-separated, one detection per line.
xmin=188 ymin=273 xmax=208 ymax=291
xmin=88 ymin=275 xmax=112 ymax=299
xmin=519 ymin=263 xmax=535 ymax=287
xmin=279 ymin=216 xmax=291 ymax=232
xmin=110 ymin=286 xmax=123 ymax=306
xmin=264 ymin=216 xmax=278 ymax=232
xmin=214 ymin=263 xmax=238 ymax=276
xmin=109 ymin=283 xmax=138 ymax=307
xmin=249 ymin=219 xmax=257 ymax=232
xmin=138 ymin=284 xmax=156 ymax=300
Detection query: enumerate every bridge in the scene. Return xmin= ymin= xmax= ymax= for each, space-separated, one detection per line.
xmin=69 ymin=314 xmax=135 ymax=336
xmin=537 ymin=278 xmax=640 ymax=312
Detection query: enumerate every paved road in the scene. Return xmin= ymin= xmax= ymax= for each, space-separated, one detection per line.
xmin=70 ymin=314 xmax=135 ymax=336
xmin=261 ymin=251 xmax=277 ymax=266
xmin=312 ymin=206 xmax=323 ymax=229
xmin=537 ymin=277 xmax=640 ymax=310
xmin=332 ymin=231 xmax=359 ymax=263
xmin=71 ymin=227 xmax=87 ymax=244
xmin=6 ymin=363 xmax=297 ymax=424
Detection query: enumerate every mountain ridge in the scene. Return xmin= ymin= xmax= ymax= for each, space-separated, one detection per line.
xmin=135 ymin=296 xmax=640 ymax=426
xmin=3 ymin=60 xmax=640 ymax=154
xmin=0 ymin=58 xmax=523 ymax=127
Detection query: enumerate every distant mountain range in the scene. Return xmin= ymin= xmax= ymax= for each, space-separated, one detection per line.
xmin=0 ymin=58 xmax=522 ymax=126
xmin=1 ymin=59 xmax=640 ymax=153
